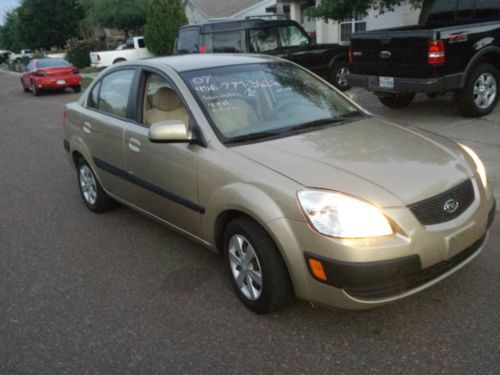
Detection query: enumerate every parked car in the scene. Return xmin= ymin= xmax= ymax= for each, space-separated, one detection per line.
xmin=90 ymin=36 xmax=154 ymax=68
xmin=348 ymin=0 xmax=500 ymax=117
xmin=21 ymin=58 xmax=81 ymax=96
xmin=175 ymin=18 xmax=351 ymax=91
xmin=9 ymin=49 xmax=33 ymax=62
xmin=62 ymin=55 xmax=495 ymax=314
xmin=0 ymin=50 xmax=12 ymax=64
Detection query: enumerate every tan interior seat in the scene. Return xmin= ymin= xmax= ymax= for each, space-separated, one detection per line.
xmin=210 ymin=98 xmax=259 ymax=135
xmin=145 ymin=87 xmax=189 ymax=127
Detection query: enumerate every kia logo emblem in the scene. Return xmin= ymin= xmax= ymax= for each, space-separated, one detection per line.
xmin=380 ymin=51 xmax=392 ymax=59
xmin=443 ymin=199 xmax=459 ymax=214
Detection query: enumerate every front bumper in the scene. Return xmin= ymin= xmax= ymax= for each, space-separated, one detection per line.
xmin=267 ymin=187 xmax=495 ymax=310
xmin=347 ymin=73 xmax=464 ymax=94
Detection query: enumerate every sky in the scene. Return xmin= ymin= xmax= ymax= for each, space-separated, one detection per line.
xmin=0 ymin=0 xmax=20 ymax=24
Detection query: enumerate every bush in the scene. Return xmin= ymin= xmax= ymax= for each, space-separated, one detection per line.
xmin=66 ymin=38 xmax=106 ymax=68
xmin=33 ymin=51 xmax=46 ymax=59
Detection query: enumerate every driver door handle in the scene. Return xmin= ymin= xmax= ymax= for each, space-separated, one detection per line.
xmin=83 ymin=121 xmax=93 ymax=134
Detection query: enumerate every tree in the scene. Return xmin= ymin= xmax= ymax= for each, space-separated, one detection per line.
xmin=17 ymin=0 xmax=84 ymax=49
xmin=0 ymin=9 xmax=23 ymax=52
xmin=307 ymin=0 xmax=426 ymax=22
xmin=144 ymin=0 xmax=187 ymax=56
xmin=90 ymin=0 xmax=147 ymax=36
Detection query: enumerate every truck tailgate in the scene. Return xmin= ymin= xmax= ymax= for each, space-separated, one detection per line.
xmin=350 ymin=29 xmax=435 ymax=79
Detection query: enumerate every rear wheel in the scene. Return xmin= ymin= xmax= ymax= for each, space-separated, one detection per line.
xmin=31 ymin=82 xmax=40 ymax=96
xmin=73 ymin=85 xmax=81 ymax=93
xmin=77 ymin=158 xmax=115 ymax=213
xmin=455 ymin=63 xmax=499 ymax=117
xmin=378 ymin=93 xmax=415 ymax=109
xmin=330 ymin=61 xmax=351 ymax=92
xmin=224 ymin=217 xmax=293 ymax=314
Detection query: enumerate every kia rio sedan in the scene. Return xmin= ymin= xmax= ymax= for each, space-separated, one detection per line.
xmin=62 ymin=55 xmax=496 ymax=314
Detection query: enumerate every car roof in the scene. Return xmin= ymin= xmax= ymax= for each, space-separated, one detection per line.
xmin=150 ymin=53 xmax=282 ymax=73
xmin=180 ymin=19 xmax=299 ymax=33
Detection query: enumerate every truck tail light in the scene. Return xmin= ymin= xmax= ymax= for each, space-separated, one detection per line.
xmin=349 ymin=44 xmax=353 ymax=63
xmin=97 ymin=54 xmax=101 ymax=61
xmin=428 ymin=40 xmax=445 ymax=65
xmin=199 ymin=44 xmax=206 ymax=54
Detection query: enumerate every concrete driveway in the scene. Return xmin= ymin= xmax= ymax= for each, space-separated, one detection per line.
xmin=352 ymin=89 xmax=500 ymax=203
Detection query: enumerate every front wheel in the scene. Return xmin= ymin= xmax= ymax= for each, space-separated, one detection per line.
xmin=330 ymin=61 xmax=351 ymax=92
xmin=224 ymin=217 xmax=292 ymax=314
xmin=378 ymin=93 xmax=415 ymax=109
xmin=455 ymin=63 xmax=499 ymax=117
xmin=77 ymin=158 xmax=115 ymax=213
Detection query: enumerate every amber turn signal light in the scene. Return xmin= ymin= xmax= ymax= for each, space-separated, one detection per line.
xmin=308 ymin=258 xmax=327 ymax=281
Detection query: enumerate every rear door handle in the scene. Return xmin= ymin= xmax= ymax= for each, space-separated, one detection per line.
xmin=128 ymin=137 xmax=141 ymax=152
xmin=83 ymin=121 xmax=93 ymax=134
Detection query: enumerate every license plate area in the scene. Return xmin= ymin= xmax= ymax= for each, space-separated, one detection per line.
xmin=379 ymin=76 xmax=394 ymax=89
xmin=56 ymin=80 xmax=66 ymax=85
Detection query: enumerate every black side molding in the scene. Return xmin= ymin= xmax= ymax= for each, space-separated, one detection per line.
xmin=93 ymin=157 xmax=205 ymax=214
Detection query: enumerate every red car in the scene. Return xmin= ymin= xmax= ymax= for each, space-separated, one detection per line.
xmin=21 ymin=58 xmax=81 ymax=96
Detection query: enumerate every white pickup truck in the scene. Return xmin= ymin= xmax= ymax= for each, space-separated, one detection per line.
xmin=90 ymin=36 xmax=154 ymax=68
xmin=9 ymin=49 xmax=33 ymax=62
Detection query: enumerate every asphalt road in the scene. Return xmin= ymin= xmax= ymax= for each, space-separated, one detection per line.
xmin=1 ymin=70 xmax=499 ymax=374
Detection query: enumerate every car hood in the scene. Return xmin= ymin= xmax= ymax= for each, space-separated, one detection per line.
xmin=232 ymin=117 xmax=472 ymax=207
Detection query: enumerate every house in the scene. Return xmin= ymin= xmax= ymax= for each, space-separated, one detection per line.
xmin=182 ymin=0 xmax=421 ymax=44
xmin=183 ymin=0 xmax=276 ymax=24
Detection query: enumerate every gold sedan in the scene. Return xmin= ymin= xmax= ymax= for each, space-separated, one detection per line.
xmin=63 ymin=55 xmax=496 ymax=313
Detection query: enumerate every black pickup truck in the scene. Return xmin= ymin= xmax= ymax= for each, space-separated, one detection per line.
xmin=175 ymin=18 xmax=351 ymax=91
xmin=348 ymin=0 xmax=500 ymax=117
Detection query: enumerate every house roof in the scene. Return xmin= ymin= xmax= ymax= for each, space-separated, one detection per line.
xmin=189 ymin=0 xmax=266 ymax=18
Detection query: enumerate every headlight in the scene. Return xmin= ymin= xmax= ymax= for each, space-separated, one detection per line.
xmin=460 ymin=144 xmax=488 ymax=189
xmin=297 ymin=190 xmax=393 ymax=238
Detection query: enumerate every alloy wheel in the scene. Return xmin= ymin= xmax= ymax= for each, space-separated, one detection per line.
xmin=336 ymin=67 xmax=350 ymax=88
xmin=228 ymin=234 xmax=263 ymax=301
xmin=473 ymin=73 xmax=497 ymax=110
xmin=79 ymin=165 xmax=97 ymax=205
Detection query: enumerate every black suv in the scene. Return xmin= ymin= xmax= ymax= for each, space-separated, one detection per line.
xmin=348 ymin=0 xmax=500 ymax=117
xmin=175 ymin=18 xmax=351 ymax=91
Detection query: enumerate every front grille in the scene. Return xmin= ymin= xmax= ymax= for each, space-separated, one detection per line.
xmin=345 ymin=234 xmax=486 ymax=300
xmin=408 ymin=179 xmax=474 ymax=225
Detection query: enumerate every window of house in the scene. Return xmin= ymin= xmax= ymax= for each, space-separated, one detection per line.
xmin=278 ymin=25 xmax=310 ymax=47
xmin=339 ymin=15 xmax=366 ymax=44
xmin=249 ymin=28 xmax=279 ymax=52
xmin=96 ymin=70 xmax=135 ymax=118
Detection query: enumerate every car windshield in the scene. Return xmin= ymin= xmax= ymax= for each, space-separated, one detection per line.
xmin=181 ymin=62 xmax=362 ymax=143
xmin=37 ymin=59 xmax=71 ymax=68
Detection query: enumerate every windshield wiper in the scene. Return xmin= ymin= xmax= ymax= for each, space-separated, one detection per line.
xmin=286 ymin=116 xmax=352 ymax=132
xmin=225 ymin=130 xmax=283 ymax=144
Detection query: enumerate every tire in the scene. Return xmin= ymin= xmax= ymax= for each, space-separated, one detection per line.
xmin=455 ymin=63 xmax=499 ymax=117
xmin=22 ymin=81 xmax=29 ymax=92
xmin=330 ymin=61 xmax=351 ymax=92
xmin=31 ymin=82 xmax=40 ymax=96
xmin=378 ymin=93 xmax=415 ymax=109
xmin=224 ymin=216 xmax=293 ymax=314
xmin=73 ymin=85 xmax=81 ymax=93
xmin=113 ymin=58 xmax=126 ymax=64
xmin=77 ymin=158 xmax=115 ymax=213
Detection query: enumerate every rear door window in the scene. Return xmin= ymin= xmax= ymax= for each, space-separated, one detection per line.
xmin=177 ymin=28 xmax=200 ymax=53
xmin=249 ymin=28 xmax=279 ymax=52
xmin=456 ymin=0 xmax=474 ymax=19
xmin=206 ymin=31 xmax=243 ymax=53
xmin=137 ymin=38 xmax=146 ymax=48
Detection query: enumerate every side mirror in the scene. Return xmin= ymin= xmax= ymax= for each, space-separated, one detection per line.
xmin=149 ymin=120 xmax=193 ymax=143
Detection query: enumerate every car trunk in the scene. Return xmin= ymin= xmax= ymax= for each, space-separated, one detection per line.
xmin=350 ymin=27 xmax=436 ymax=79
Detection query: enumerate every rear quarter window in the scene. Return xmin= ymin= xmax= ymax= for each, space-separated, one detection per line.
xmin=177 ymin=28 xmax=200 ymax=53
xmin=475 ymin=0 xmax=500 ymax=20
